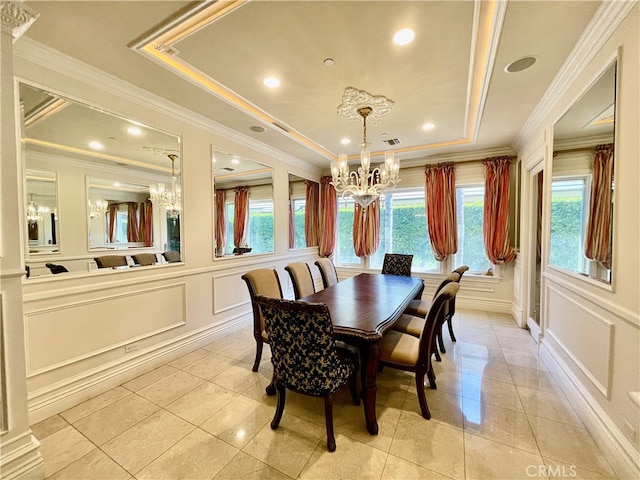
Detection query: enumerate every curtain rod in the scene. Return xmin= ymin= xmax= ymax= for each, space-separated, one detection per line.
xmin=553 ymin=146 xmax=597 ymax=156
xmin=423 ymin=155 xmax=517 ymax=167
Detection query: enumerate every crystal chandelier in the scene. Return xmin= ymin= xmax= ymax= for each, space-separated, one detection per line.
xmin=88 ymin=199 xmax=108 ymax=219
xmin=331 ymin=89 xmax=400 ymax=207
xmin=149 ymin=154 xmax=181 ymax=219
xmin=26 ymin=199 xmax=50 ymax=223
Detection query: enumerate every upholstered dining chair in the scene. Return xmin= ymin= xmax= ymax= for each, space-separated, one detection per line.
xmin=162 ymin=250 xmax=181 ymax=263
xmin=45 ymin=263 xmax=68 ymax=274
xmin=393 ymin=272 xmax=460 ymax=361
xmin=241 ymin=268 xmax=284 ymax=373
xmin=314 ymin=257 xmax=339 ymax=289
xmin=94 ymin=255 xmax=127 ymax=268
xmin=379 ymin=282 xmax=459 ymax=419
xmin=381 ymin=253 xmax=414 ymax=277
xmin=254 ymin=295 xmax=360 ymax=452
xmin=285 ymin=262 xmax=315 ymax=299
xmin=132 ymin=253 xmax=157 ymax=266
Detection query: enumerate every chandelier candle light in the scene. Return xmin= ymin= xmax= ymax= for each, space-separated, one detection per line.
xmin=88 ymin=199 xmax=108 ymax=219
xmin=149 ymin=153 xmax=181 ymax=219
xmin=331 ymin=88 xmax=400 ymax=207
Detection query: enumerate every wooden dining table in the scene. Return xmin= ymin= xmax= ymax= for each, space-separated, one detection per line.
xmin=299 ymin=273 xmax=423 ymax=435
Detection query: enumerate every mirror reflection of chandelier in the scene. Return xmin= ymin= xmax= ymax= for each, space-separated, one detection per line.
xmin=88 ymin=199 xmax=108 ymax=219
xmin=331 ymin=88 xmax=400 ymax=207
xmin=26 ymin=198 xmax=50 ymax=223
xmin=149 ymin=154 xmax=181 ymax=219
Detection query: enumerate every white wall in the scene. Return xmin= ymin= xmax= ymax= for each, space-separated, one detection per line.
xmin=516 ymin=4 xmax=639 ymax=478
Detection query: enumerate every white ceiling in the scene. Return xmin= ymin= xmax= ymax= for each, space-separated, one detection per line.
xmin=22 ymin=0 xmax=602 ymax=169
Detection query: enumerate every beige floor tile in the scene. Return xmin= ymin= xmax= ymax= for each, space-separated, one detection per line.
xmin=212 ymin=362 xmax=272 ymax=394
xmin=136 ymin=369 xmax=204 ymax=407
xmin=242 ymin=414 xmax=325 ymax=478
xmin=426 ymin=367 xmax=462 ymax=396
xmin=462 ymin=398 xmax=539 ymax=453
xmin=403 ymin=389 xmax=464 ymax=430
xmin=502 ymin=347 xmax=549 ymax=371
xmin=38 ymin=425 xmax=96 ymax=477
xmin=167 ymin=348 xmax=212 ymax=369
xmin=30 ymin=414 xmax=68 ymax=440
xmin=460 ymin=358 xmax=511 ymax=383
xmin=165 ymin=381 xmax=238 ymax=425
xmin=202 ymin=333 xmax=246 ymax=353
xmin=217 ymin=338 xmax=260 ymax=361
xmin=101 ymin=409 xmax=194 ymax=474
xmin=181 ymin=352 xmax=237 ymax=380
xmin=456 ymin=343 xmax=505 ymax=363
xmin=497 ymin=334 xmax=539 ymax=353
xmin=493 ymin=325 xmax=533 ymax=339
xmin=381 ymin=454 xmax=453 ymax=479
xmin=136 ymin=428 xmax=239 ymax=479
xmin=47 ymin=448 xmax=132 ymax=480
xmin=529 ymin=416 xmax=615 ymax=477
xmin=213 ymin=451 xmax=293 ymax=480
xmin=543 ymin=457 xmax=619 ymax=479
xmin=464 ymin=432 xmax=545 ymax=480
xmin=508 ymin=365 xmax=559 ymax=393
xmin=122 ymin=364 xmax=179 ymax=392
xmin=389 ymin=411 xmax=465 ymax=479
xmin=461 ymin=372 xmax=524 ymax=412
xmin=200 ymin=395 xmax=274 ymax=448
xmin=334 ymin=403 xmax=401 ymax=451
xmin=73 ymin=392 xmax=159 ymax=445
xmin=299 ymin=434 xmax=388 ymax=479
xmin=517 ymin=385 xmax=583 ymax=426
xmin=59 ymin=386 xmax=131 ymax=423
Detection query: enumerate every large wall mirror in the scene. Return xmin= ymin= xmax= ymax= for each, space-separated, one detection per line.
xmin=550 ymin=60 xmax=616 ymax=284
xmin=19 ymin=82 xmax=182 ymax=277
xmin=212 ymin=147 xmax=273 ymax=258
xmin=288 ymin=174 xmax=319 ymax=250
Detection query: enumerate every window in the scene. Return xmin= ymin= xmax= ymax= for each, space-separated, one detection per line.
xmin=335 ymin=197 xmax=359 ymax=264
xmin=291 ymin=198 xmax=306 ymax=249
xmin=248 ymin=198 xmax=274 ymax=254
xmin=454 ymin=185 xmax=491 ymax=273
xmin=114 ymin=210 xmax=129 ymax=243
xmin=549 ymin=177 xmax=589 ymax=274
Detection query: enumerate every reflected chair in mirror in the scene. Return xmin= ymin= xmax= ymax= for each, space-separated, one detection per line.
xmin=254 ymin=295 xmax=360 ymax=452
xmin=379 ymin=283 xmax=459 ymax=419
xmin=314 ymin=257 xmax=339 ymax=289
xmin=162 ymin=250 xmax=181 ymax=263
xmin=241 ymin=268 xmax=284 ymax=373
xmin=285 ymin=262 xmax=315 ymax=300
xmin=132 ymin=253 xmax=157 ymax=266
xmin=446 ymin=265 xmax=469 ymax=343
xmin=94 ymin=255 xmax=127 ymax=269
xmin=381 ymin=253 xmax=413 ymax=276
xmin=45 ymin=263 xmax=68 ymax=274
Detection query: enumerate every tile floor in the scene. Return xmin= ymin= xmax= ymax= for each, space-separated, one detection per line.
xmin=32 ymin=309 xmax=619 ymax=480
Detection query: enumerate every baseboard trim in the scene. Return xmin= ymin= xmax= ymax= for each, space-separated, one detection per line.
xmin=27 ymin=314 xmax=251 ymax=424
xmin=539 ymin=342 xmax=640 ymax=479
xmin=0 ymin=431 xmax=44 ymax=480
xmin=457 ymin=297 xmax=513 ymax=314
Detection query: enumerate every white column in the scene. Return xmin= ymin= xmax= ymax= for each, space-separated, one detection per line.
xmin=0 ymin=2 xmax=44 ymax=479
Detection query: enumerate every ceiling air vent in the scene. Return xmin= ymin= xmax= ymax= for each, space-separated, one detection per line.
xmin=222 ymin=167 xmax=234 ymax=172
xmin=382 ymin=138 xmax=401 ymax=146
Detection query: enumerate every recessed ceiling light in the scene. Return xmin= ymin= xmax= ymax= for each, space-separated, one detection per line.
xmin=89 ymin=141 xmax=103 ymax=150
xmin=422 ymin=123 xmax=435 ymax=131
xmin=250 ymin=125 xmax=267 ymax=133
xmin=127 ymin=126 xmax=142 ymax=136
xmin=231 ymin=158 xmax=240 ymax=164
xmin=323 ymin=58 xmax=335 ymax=67
xmin=114 ymin=182 xmax=121 ymax=187
xmin=393 ymin=28 xmax=415 ymax=46
xmin=263 ymin=76 xmax=281 ymax=88
xmin=340 ymin=138 xmax=351 ymax=145
xmin=505 ymin=56 xmax=537 ymax=73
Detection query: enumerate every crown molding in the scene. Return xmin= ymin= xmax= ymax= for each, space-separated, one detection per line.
xmin=0 ymin=1 xmax=39 ymax=40
xmin=13 ymin=37 xmax=310 ymax=171
xmin=512 ymin=0 xmax=637 ymax=151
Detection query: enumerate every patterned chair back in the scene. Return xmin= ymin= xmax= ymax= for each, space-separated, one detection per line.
xmin=255 ymin=295 xmax=352 ymax=397
xmin=381 ymin=253 xmax=414 ymax=276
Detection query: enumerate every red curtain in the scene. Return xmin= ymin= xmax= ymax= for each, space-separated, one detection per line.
xmin=305 ymin=180 xmax=319 ymax=247
xmin=353 ymin=200 xmax=380 ymax=257
xmin=425 ymin=163 xmax=458 ymax=261
xmin=107 ymin=204 xmax=117 ymax=243
xmin=127 ymin=202 xmax=139 ymax=242
xmin=483 ymin=157 xmax=517 ymax=264
xmin=318 ymin=176 xmax=337 ymax=257
xmin=584 ymin=144 xmax=614 ymax=269
xmin=139 ymin=200 xmax=153 ymax=247
xmin=289 ymin=198 xmax=295 ymax=249
xmin=233 ymin=186 xmax=249 ymax=248
xmin=535 ymin=172 xmax=543 ymax=263
xmin=215 ymin=190 xmax=226 ymax=255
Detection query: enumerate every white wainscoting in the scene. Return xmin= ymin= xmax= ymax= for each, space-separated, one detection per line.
xmin=25 ymin=283 xmax=187 ymax=376
xmin=212 ymin=265 xmax=279 ymax=315
xmin=544 ymin=284 xmax=614 ymax=398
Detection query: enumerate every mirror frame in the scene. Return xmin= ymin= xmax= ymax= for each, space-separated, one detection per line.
xmin=25 ymin=169 xmax=59 ymax=255
xmin=549 ymin=57 xmax=617 ymax=286
xmin=288 ymin=172 xmax=320 ymax=251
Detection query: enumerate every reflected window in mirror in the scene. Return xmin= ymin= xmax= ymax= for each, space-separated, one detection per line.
xmin=213 ymin=148 xmax=273 ymax=257
xmin=19 ymin=82 xmax=182 ymax=276
xmin=551 ymin=60 xmax=616 ymax=284
xmin=288 ymin=174 xmax=319 ymax=249
xmin=25 ymin=170 xmax=58 ymax=254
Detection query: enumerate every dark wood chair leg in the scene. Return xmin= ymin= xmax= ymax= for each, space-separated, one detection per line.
xmin=427 ymin=365 xmax=437 ymax=390
xmin=323 ymin=394 xmax=336 ymax=452
xmin=252 ymin=339 xmax=264 ymax=372
xmin=437 ymin=326 xmax=447 ymax=354
xmin=270 ymin=381 xmax=286 ymax=429
xmin=415 ymin=370 xmax=431 ymax=419
xmin=447 ymin=314 xmax=456 ymax=342
xmin=265 ymin=370 xmax=276 ymax=396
